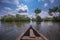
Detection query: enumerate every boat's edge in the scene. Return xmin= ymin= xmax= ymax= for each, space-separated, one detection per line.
xmin=16 ymin=27 xmax=30 ymax=40
xmin=16 ymin=26 xmax=48 ymax=40
xmin=33 ymin=28 xmax=48 ymax=40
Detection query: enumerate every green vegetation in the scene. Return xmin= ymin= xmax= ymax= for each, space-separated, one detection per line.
xmin=35 ymin=8 xmax=41 ymax=15
xmin=48 ymin=5 xmax=60 ymax=22
xmin=49 ymin=5 xmax=60 ymax=16
xmin=35 ymin=8 xmax=42 ymax=22
xmin=52 ymin=16 xmax=60 ymax=22
xmin=32 ymin=18 xmax=36 ymax=21
xmin=36 ymin=16 xmax=42 ymax=22
xmin=1 ymin=14 xmax=30 ymax=22
xmin=43 ymin=18 xmax=53 ymax=21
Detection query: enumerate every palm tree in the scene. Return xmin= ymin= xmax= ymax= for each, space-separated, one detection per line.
xmin=49 ymin=6 xmax=59 ymax=16
xmin=57 ymin=5 xmax=60 ymax=16
xmin=35 ymin=8 xmax=41 ymax=16
xmin=34 ymin=8 xmax=41 ymax=22
xmin=48 ymin=5 xmax=60 ymax=21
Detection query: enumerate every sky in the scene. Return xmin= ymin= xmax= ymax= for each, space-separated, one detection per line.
xmin=0 ymin=0 xmax=60 ymax=18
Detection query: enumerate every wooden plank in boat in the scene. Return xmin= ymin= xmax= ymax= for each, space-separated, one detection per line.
xmin=30 ymin=29 xmax=35 ymax=38
xmin=21 ymin=36 xmax=44 ymax=40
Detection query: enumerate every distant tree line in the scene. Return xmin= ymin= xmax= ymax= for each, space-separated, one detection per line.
xmin=1 ymin=14 xmax=30 ymax=22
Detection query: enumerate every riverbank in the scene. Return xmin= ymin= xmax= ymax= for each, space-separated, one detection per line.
xmin=1 ymin=14 xmax=60 ymax=22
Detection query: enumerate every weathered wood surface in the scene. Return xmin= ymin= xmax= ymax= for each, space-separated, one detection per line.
xmin=16 ymin=26 xmax=48 ymax=40
xmin=30 ymin=29 xmax=35 ymax=38
xmin=21 ymin=36 xmax=43 ymax=40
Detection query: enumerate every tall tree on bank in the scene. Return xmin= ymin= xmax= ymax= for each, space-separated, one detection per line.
xmin=48 ymin=5 xmax=60 ymax=21
xmin=34 ymin=8 xmax=42 ymax=22
xmin=35 ymin=8 xmax=41 ymax=16
xmin=57 ymin=5 xmax=60 ymax=15
xmin=49 ymin=5 xmax=60 ymax=16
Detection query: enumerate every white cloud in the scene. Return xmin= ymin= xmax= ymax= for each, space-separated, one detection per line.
xmin=4 ymin=7 xmax=13 ymax=11
xmin=16 ymin=4 xmax=28 ymax=15
xmin=17 ymin=13 xmax=28 ymax=15
xmin=0 ymin=7 xmax=17 ymax=16
xmin=52 ymin=12 xmax=60 ymax=17
xmin=31 ymin=13 xmax=36 ymax=18
xmin=0 ymin=0 xmax=19 ymax=5
xmin=0 ymin=10 xmax=7 ymax=17
xmin=31 ymin=11 xmax=53 ymax=18
xmin=0 ymin=4 xmax=29 ymax=16
xmin=49 ymin=0 xmax=55 ymax=3
xmin=39 ymin=11 xmax=53 ymax=18
xmin=17 ymin=4 xmax=28 ymax=11
xmin=7 ymin=10 xmax=18 ymax=15
xmin=38 ymin=0 xmax=55 ymax=3
xmin=44 ymin=3 xmax=48 ymax=7
xmin=13 ymin=0 xmax=19 ymax=5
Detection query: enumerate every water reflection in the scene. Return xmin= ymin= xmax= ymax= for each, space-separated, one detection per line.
xmin=0 ymin=21 xmax=60 ymax=40
xmin=35 ymin=22 xmax=41 ymax=31
xmin=0 ymin=22 xmax=30 ymax=40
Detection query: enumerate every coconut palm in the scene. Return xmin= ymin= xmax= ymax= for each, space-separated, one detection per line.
xmin=34 ymin=8 xmax=42 ymax=22
xmin=35 ymin=8 xmax=41 ymax=16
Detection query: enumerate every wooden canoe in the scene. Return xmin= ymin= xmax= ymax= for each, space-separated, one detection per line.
xmin=16 ymin=25 xmax=48 ymax=40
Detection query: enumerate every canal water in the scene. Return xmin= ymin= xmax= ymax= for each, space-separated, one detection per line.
xmin=0 ymin=21 xmax=60 ymax=40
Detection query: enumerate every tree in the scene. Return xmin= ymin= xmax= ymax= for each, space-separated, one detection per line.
xmin=57 ymin=5 xmax=60 ymax=16
xmin=48 ymin=5 xmax=60 ymax=16
xmin=48 ymin=5 xmax=60 ymax=21
xmin=36 ymin=16 xmax=42 ymax=22
xmin=1 ymin=14 xmax=30 ymax=22
xmin=49 ymin=8 xmax=53 ymax=16
xmin=32 ymin=18 xmax=36 ymax=21
xmin=15 ymin=14 xmax=20 ymax=22
xmin=34 ymin=8 xmax=42 ymax=22
xmin=35 ymin=8 xmax=41 ymax=16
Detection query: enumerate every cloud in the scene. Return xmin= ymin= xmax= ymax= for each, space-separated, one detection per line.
xmin=49 ymin=0 xmax=55 ymax=3
xmin=44 ymin=3 xmax=48 ymax=7
xmin=0 ymin=10 xmax=11 ymax=19
xmin=32 ymin=13 xmax=36 ymax=18
xmin=0 ymin=10 xmax=7 ymax=17
xmin=0 ymin=3 xmax=29 ymax=17
xmin=4 ymin=7 xmax=13 ymax=11
xmin=17 ymin=4 xmax=28 ymax=14
xmin=52 ymin=12 xmax=59 ymax=17
xmin=0 ymin=0 xmax=19 ymax=5
xmin=17 ymin=13 xmax=28 ymax=16
xmin=31 ymin=11 xmax=53 ymax=18
xmin=0 ymin=7 xmax=17 ymax=16
xmin=39 ymin=11 xmax=53 ymax=18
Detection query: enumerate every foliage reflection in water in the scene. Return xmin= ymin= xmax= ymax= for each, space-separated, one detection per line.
xmin=0 ymin=21 xmax=60 ymax=40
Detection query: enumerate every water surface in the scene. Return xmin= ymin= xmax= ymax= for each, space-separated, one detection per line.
xmin=0 ymin=21 xmax=60 ymax=40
